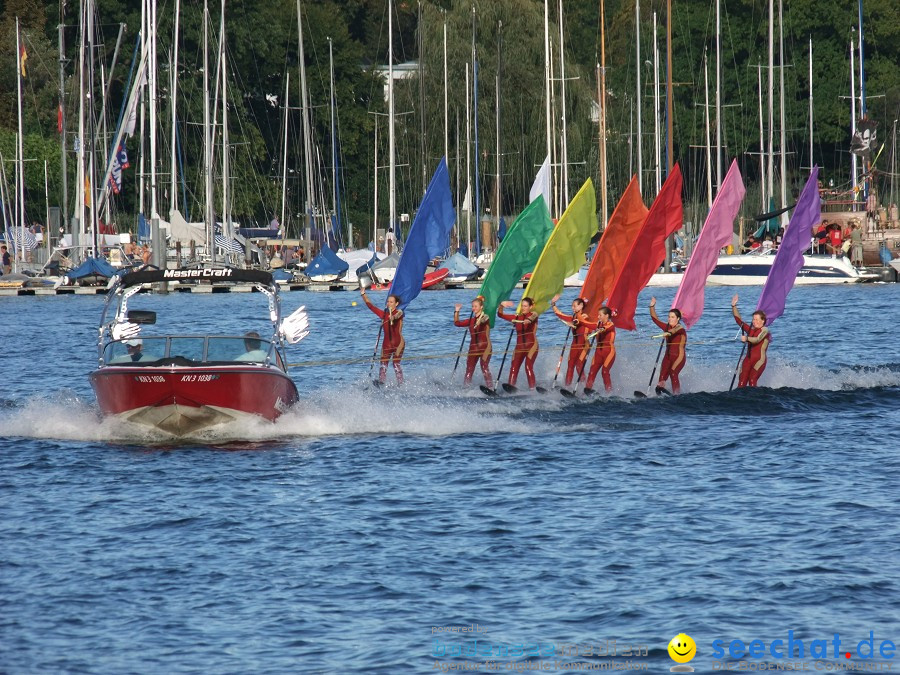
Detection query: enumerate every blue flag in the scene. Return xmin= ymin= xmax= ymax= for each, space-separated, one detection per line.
xmin=389 ymin=158 xmax=456 ymax=309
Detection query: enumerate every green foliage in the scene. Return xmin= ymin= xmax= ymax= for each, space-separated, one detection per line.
xmin=2 ymin=0 xmax=898 ymax=234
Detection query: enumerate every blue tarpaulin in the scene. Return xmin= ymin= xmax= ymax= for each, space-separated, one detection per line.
xmin=307 ymin=245 xmax=349 ymax=278
xmin=438 ymin=252 xmax=479 ymax=278
xmin=67 ymin=257 xmax=118 ymax=280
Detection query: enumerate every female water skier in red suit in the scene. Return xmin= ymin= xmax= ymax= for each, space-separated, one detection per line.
xmin=731 ymin=294 xmax=770 ymax=388
xmin=584 ymin=306 xmax=616 ymax=394
xmin=497 ymin=297 xmax=539 ymax=390
xmin=649 ymin=297 xmax=687 ymax=394
xmin=361 ymin=288 xmax=405 ymax=384
xmin=454 ymin=296 xmax=493 ymax=388
xmin=551 ymin=295 xmax=598 ymax=388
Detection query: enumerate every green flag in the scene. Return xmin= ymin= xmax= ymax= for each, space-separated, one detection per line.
xmin=521 ymin=179 xmax=598 ymax=315
xmin=478 ymin=196 xmax=555 ymax=327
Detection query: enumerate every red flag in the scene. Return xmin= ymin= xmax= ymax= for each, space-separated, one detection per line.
xmin=19 ymin=43 xmax=27 ymax=77
xmin=582 ymin=175 xmax=649 ymax=322
xmin=606 ymin=163 xmax=684 ymax=330
xmin=57 ymin=106 xmax=63 ymax=134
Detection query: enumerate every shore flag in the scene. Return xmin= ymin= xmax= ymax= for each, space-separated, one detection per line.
xmin=477 ymin=196 xmax=554 ymax=326
xmin=755 ymin=167 xmax=821 ymax=325
xmin=672 ymin=160 xmax=746 ymax=329
xmin=607 ymin=164 xmax=684 ymax=330
xmin=529 ymin=156 xmax=551 ymax=209
xmin=389 ymin=158 xmax=456 ymax=310
xmin=108 ymin=142 xmax=130 ymax=194
xmin=19 ymin=43 xmax=27 ymax=77
xmin=581 ymin=175 xmax=649 ymax=322
xmin=520 ymin=179 xmax=598 ymax=316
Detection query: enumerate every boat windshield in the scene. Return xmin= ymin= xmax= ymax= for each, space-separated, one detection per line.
xmin=102 ymin=336 xmax=283 ymax=367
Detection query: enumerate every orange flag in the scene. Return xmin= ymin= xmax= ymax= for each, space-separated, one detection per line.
xmin=606 ymin=164 xmax=684 ymax=330
xmin=582 ymin=175 xmax=649 ymax=322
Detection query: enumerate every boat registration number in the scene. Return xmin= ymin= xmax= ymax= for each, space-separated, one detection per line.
xmin=133 ymin=375 xmax=166 ymax=383
xmin=180 ymin=374 xmax=220 ymax=382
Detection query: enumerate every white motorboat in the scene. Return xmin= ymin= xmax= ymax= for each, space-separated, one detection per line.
xmin=706 ymin=250 xmax=877 ymax=285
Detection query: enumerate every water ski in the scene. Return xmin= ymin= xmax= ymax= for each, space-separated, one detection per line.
xmin=501 ymin=383 xmax=518 ymax=394
xmin=535 ymin=386 xmax=548 ymax=395
xmin=633 ymin=390 xmax=648 ymax=399
xmin=655 ymin=386 xmax=672 ymax=397
xmin=560 ymin=388 xmax=578 ymax=399
xmin=479 ymin=385 xmax=499 ymax=397
xmin=372 ymin=379 xmax=385 ymax=388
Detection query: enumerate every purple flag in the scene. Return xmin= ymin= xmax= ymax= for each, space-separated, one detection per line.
xmin=755 ymin=167 xmax=821 ymax=325
xmin=672 ymin=159 xmax=745 ymax=328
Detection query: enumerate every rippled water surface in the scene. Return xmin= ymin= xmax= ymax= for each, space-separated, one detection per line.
xmin=2 ymin=283 xmax=899 ymax=673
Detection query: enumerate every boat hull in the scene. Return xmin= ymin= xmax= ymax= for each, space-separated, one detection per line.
xmin=707 ymin=254 xmax=875 ymax=285
xmin=90 ymin=365 xmax=299 ymax=436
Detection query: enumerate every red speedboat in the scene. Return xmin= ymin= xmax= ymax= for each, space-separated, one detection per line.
xmin=90 ymin=267 xmax=308 ymax=437
xmin=368 ymin=267 xmax=449 ymax=291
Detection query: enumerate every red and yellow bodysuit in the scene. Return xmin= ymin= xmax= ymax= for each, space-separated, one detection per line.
xmin=497 ymin=308 xmax=539 ymax=389
xmin=585 ymin=319 xmax=616 ymax=393
xmin=734 ymin=310 xmax=770 ymax=387
xmin=455 ymin=311 xmax=493 ymax=388
xmin=650 ymin=308 xmax=687 ymax=393
xmin=553 ymin=305 xmax=598 ymax=387
xmin=364 ymin=297 xmax=405 ymax=383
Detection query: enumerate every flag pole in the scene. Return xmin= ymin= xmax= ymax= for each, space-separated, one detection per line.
xmin=551 ymin=328 xmax=572 ymax=388
xmin=452 ymin=311 xmax=473 ymax=375
xmin=494 ymin=327 xmax=515 ymax=384
xmin=728 ymin=343 xmax=747 ymax=391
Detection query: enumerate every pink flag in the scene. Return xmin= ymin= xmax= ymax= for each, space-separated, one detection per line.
xmin=672 ymin=159 xmax=746 ymax=328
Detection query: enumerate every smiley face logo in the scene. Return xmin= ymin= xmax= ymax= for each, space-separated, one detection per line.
xmin=668 ymin=633 xmax=696 ymax=671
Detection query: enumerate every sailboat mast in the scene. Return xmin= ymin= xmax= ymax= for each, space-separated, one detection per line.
xmin=715 ymin=0 xmax=722 ymax=190
xmin=778 ymin=0 xmax=786 ymax=220
xmin=203 ymin=0 xmax=215 ymax=262
xmin=386 ymin=0 xmax=396 ymax=238
xmin=495 ymin=20 xmax=502 ymax=251
xmin=58 ymin=20 xmax=68 ymax=239
xmin=757 ymin=64 xmax=766 ymax=209
xmin=558 ymin=0 xmax=569 ymax=207
xmin=465 ymin=64 xmax=471 ymax=256
xmin=850 ymin=38 xmax=857 ymax=211
xmin=148 ymin=0 xmax=159 ymax=263
xmin=87 ymin=0 xmax=101 ymax=257
xmin=543 ymin=0 xmax=552 ymax=212
xmin=373 ymin=119 xmax=379 ymax=248
xmin=296 ymin=0 xmax=315 ymax=247
xmin=599 ymin=0 xmax=608 ymax=227
xmin=15 ymin=18 xmax=26 ymax=267
xmin=653 ymin=12 xmax=661 ymax=194
xmin=328 ymin=37 xmax=339 ymax=243
xmin=472 ymin=7 xmax=481 ymax=252
xmin=443 ymin=15 xmax=449 ymax=164
xmin=808 ymin=39 xmax=813 ymax=170
xmin=280 ymin=74 xmax=289 ymax=230
xmin=766 ymin=0 xmax=774 ymax=208
xmin=169 ymin=0 xmax=180 ymax=218
xmin=635 ymin=0 xmax=642 ymax=194
xmin=704 ymin=51 xmax=713 ymax=210
xmin=220 ymin=3 xmax=229 ymax=236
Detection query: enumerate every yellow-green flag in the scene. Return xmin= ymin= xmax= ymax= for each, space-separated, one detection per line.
xmin=520 ymin=179 xmax=598 ymax=315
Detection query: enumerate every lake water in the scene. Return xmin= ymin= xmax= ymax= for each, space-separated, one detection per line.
xmin=2 ymin=283 xmax=898 ymax=673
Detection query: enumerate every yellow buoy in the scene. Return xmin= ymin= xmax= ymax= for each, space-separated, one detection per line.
xmin=351 ymin=301 xmax=358 ymax=306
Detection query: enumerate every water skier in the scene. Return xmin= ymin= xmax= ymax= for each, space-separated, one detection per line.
xmin=361 ymin=288 xmax=405 ymax=385
xmin=454 ymin=296 xmax=494 ymax=389
xmin=731 ymin=293 xmax=770 ymax=388
xmin=497 ymin=297 xmax=539 ymax=390
xmin=649 ymin=297 xmax=687 ymax=394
